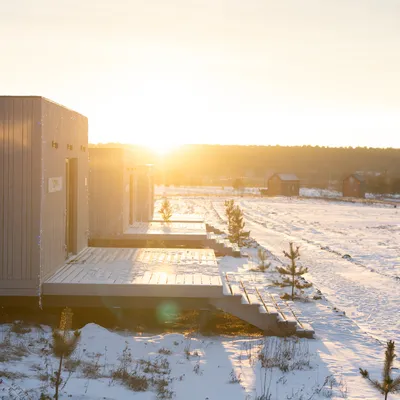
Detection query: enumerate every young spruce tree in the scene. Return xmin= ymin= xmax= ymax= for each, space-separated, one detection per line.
xmin=51 ymin=307 xmax=81 ymax=400
xmin=224 ymin=199 xmax=235 ymax=224
xmin=228 ymin=205 xmax=250 ymax=247
xmin=360 ymin=340 xmax=400 ymax=400
xmin=159 ymin=198 xmax=173 ymax=222
xmin=274 ymin=242 xmax=312 ymax=300
xmin=257 ymin=247 xmax=271 ymax=272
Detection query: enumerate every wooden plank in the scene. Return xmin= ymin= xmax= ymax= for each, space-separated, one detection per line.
xmin=106 ymin=248 xmax=120 ymax=263
xmin=175 ymin=274 xmax=185 ymax=285
xmin=230 ymin=284 xmax=242 ymax=297
xmin=157 ymin=272 xmax=168 ymax=285
xmin=166 ymin=274 xmax=177 ymax=285
xmin=239 ymin=281 xmax=251 ymax=303
xmin=149 ymin=272 xmax=160 ymax=285
xmin=3 ymin=100 xmax=11 ymax=280
xmin=72 ymin=247 xmax=90 ymax=262
xmin=131 ymin=248 xmax=139 ymax=262
xmin=221 ymin=274 xmax=232 ymax=295
xmin=58 ymin=265 xmax=82 ymax=283
xmin=210 ymin=275 xmax=222 ymax=286
xmin=48 ymin=265 xmax=76 ymax=283
xmin=70 ymin=267 xmax=90 ymax=284
xmin=193 ymin=274 xmax=202 ymax=285
xmin=255 ymin=287 xmax=278 ymax=315
xmin=92 ymin=248 xmax=107 ymax=264
xmin=131 ymin=273 xmax=145 ymax=284
xmin=247 ymin=293 xmax=261 ymax=306
xmin=202 ymin=275 xmax=212 ymax=286
xmin=141 ymin=271 xmax=153 ymax=284
xmin=46 ymin=265 xmax=68 ymax=283
xmin=88 ymin=266 xmax=107 ymax=283
xmin=79 ymin=247 xmax=97 ymax=264
xmin=271 ymin=295 xmax=297 ymax=324
xmin=21 ymin=99 xmax=29 ymax=279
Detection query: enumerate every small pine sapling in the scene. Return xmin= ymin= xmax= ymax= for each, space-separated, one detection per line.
xmin=360 ymin=340 xmax=400 ymax=400
xmin=228 ymin=206 xmax=250 ymax=247
xmin=224 ymin=199 xmax=235 ymax=224
xmin=274 ymin=242 xmax=312 ymax=300
xmin=51 ymin=307 xmax=81 ymax=400
xmin=257 ymin=248 xmax=271 ymax=272
xmin=159 ymin=198 xmax=173 ymax=223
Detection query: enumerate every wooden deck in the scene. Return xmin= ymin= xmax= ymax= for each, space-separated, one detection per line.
xmin=152 ymin=213 xmax=204 ymax=223
xmin=42 ymin=247 xmax=222 ymax=298
xmin=123 ymin=222 xmax=207 ymax=240
xmin=41 ymin=248 xmax=314 ymax=337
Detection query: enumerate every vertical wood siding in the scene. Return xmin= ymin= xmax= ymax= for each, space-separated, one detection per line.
xmin=132 ymin=166 xmax=154 ymax=222
xmin=0 ymin=97 xmax=42 ymax=294
xmin=40 ymin=98 xmax=89 ymax=280
xmin=88 ymin=148 xmax=126 ymax=239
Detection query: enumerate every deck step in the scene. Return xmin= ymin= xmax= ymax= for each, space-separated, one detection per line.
xmin=205 ymin=232 xmax=241 ymax=257
xmin=211 ymin=278 xmax=306 ymax=336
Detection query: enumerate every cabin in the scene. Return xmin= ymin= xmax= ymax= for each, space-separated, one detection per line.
xmin=0 ymin=96 xmax=89 ymax=296
xmin=343 ymin=174 xmax=366 ymax=198
xmin=131 ymin=164 xmax=154 ymax=223
xmin=267 ymin=173 xmax=300 ymax=196
xmin=88 ymin=148 xmax=133 ymax=242
xmin=88 ymin=148 xmax=155 ymax=244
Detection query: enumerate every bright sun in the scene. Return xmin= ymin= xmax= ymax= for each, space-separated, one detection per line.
xmin=145 ymin=142 xmax=180 ymax=155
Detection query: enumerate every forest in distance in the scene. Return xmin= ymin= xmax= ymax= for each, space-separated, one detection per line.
xmin=90 ymin=143 xmax=400 ymax=193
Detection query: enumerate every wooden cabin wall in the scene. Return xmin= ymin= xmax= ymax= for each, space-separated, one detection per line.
xmin=88 ymin=148 xmax=125 ymax=240
xmin=40 ymin=98 xmax=89 ymax=281
xmin=0 ymin=97 xmax=42 ymax=295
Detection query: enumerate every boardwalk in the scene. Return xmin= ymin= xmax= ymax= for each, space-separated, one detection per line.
xmin=152 ymin=213 xmax=204 ymax=223
xmin=42 ymin=246 xmax=312 ymax=336
xmin=43 ymin=247 xmax=221 ymax=297
xmin=124 ymin=222 xmax=207 ymax=239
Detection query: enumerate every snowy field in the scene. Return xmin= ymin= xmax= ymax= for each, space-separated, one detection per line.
xmin=155 ymin=184 xmax=400 ymax=202
xmin=157 ymin=193 xmax=400 ymax=399
xmin=1 ymin=193 xmax=399 ymax=399
xmin=155 ymin=185 xmax=342 ymax=197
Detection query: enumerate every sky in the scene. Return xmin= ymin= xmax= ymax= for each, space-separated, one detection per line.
xmin=1 ymin=0 xmax=400 ymax=149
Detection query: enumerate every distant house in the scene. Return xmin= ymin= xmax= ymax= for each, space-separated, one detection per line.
xmin=267 ymin=174 xmax=300 ymax=196
xmin=343 ymin=174 xmax=366 ymax=198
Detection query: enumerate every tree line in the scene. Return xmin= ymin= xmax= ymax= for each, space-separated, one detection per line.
xmin=89 ymin=144 xmax=400 ymax=193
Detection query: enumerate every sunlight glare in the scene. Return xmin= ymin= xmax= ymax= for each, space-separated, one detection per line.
xmin=145 ymin=141 xmax=180 ymax=155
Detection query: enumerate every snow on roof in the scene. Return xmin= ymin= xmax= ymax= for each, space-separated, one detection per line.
xmin=273 ymin=173 xmax=300 ymax=181
xmin=346 ymin=173 xmax=366 ymax=182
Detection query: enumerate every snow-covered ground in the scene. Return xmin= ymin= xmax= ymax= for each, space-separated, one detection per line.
xmin=0 ymin=319 xmax=366 ymax=400
xmin=155 ymin=185 xmax=262 ymax=196
xmin=190 ymin=196 xmax=400 ymax=341
xmin=169 ymin=194 xmax=400 ymax=398
xmin=156 ymin=185 xmax=346 ymax=198
xmin=2 ymin=193 xmax=399 ymax=399
xmin=155 ymin=185 xmax=400 ymax=202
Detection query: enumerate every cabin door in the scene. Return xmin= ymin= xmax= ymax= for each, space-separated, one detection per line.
xmin=129 ymin=174 xmax=134 ymax=225
xmin=65 ymin=158 xmax=78 ymax=258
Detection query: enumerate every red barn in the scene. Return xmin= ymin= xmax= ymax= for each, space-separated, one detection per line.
xmin=343 ymin=174 xmax=366 ymax=198
xmin=267 ymin=174 xmax=300 ymax=196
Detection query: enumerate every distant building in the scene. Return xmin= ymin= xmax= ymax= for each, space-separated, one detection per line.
xmin=342 ymin=174 xmax=366 ymax=198
xmin=88 ymin=148 xmax=155 ymax=243
xmin=267 ymin=174 xmax=300 ymax=196
xmin=88 ymin=148 xmax=133 ymax=241
xmin=131 ymin=164 xmax=154 ymax=223
xmin=0 ymin=96 xmax=89 ymax=296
